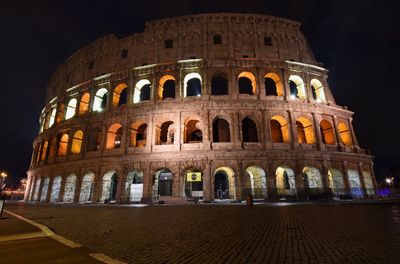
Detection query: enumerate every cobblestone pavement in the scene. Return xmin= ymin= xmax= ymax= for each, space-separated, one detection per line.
xmin=5 ymin=203 xmax=400 ymax=264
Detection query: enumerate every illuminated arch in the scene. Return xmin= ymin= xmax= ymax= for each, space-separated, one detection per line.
xmin=296 ymin=117 xmax=315 ymax=144
xmin=125 ymin=170 xmax=144 ymax=202
xmin=79 ymin=171 xmax=95 ymax=203
xmin=310 ymin=79 xmax=326 ymax=103
xmin=40 ymin=177 xmax=50 ymax=202
xmin=71 ymin=130 xmax=83 ymax=154
xmin=302 ymin=167 xmax=323 ymax=189
xmin=57 ymin=134 xmax=69 ymax=156
xmin=130 ymin=121 xmax=147 ymax=147
xmin=158 ymin=75 xmax=176 ymax=100
xmin=214 ymin=167 xmax=236 ymax=200
xmin=106 ymin=123 xmax=122 ymax=149
xmin=48 ymin=107 xmax=56 ymax=127
xmin=320 ymin=119 xmax=335 ymax=145
xmin=63 ymin=173 xmax=77 ymax=203
xmin=183 ymin=73 xmax=202 ymax=97
xmin=56 ymin=103 xmax=65 ymax=123
xmin=184 ymin=119 xmax=203 ymax=143
xmin=112 ymin=83 xmax=128 ymax=106
xmin=270 ymin=115 xmax=290 ymax=143
xmin=40 ymin=141 xmax=48 ymax=161
xmin=79 ymin=92 xmax=90 ymax=115
xmin=245 ymin=166 xmax=267 ymax=198
xmin=238 ymin=71 xmax=256 ymax=95
xmin=133 ymin=79 xmax=151 ymax=103
xmin=348 ymin=169 xmax=362 ymax=197
xmin=50 ymin=176 xmax=62 ymax=203
xmin=100 ymin=170 xmax=118 ymax=202
xmin=157 ymin=121 xmax=175 ymax=145
xmin=93 ymin=88 xmax=109 ymax=112
xmin=275 ymin=166 xmax=296 ymax=196
xmin=337 ymin=122 xmax=353 ymax=146
xmin=288 ymin=75 xmax=307 ymax=99
xmin=264 ymin=72 xmax=283 ymax=96
xmin=328 ymin=168 xmax=344 ymax=195
xmin=153 ymin=168 xmax=173 ymax=197
xmin=65 ymin=98 xmax=77 ymax=120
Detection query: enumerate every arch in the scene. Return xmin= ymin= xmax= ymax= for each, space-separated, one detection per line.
xmin=348 ymin=169 xmax=362 ymax=197
xmin=112 ymin=83 xmax=128 ymax=106
xmin=106 ymin=123 xmax=122 ymax=149
xmin=48 ymin=137 xmax=57 ymax=160
xmin=328 ymin=168 xmax=344 ymax=195
xmin=242 ymin=117 xmax=258 ymax=142
xmin=157 ymin=121 xmax=175 ymax=145
xmin=264 ymin=72 xmax=283 ymax=96
xmin=158 ymin=75 xmax=176 ymax=99
xmin=320 ymin=119 xmax=335 ymax=145
xmin=153 ymin=168 xmax=173 ymax=197
xmin=296 ymin=117 xmax=315 ymax=144
xmin=183 ymin=167 xmax=203 ymax=198
xmin=50 ymin=176 xmax=62 ymax=203
xmin=65 ymin=98 xmax=77 ymax=120
xmin=211 ymin=75 xmax=229 ymax=95
xmin=57 ymin=134 xmax=69 ymax=156
xmin=245 ymin=166 xmax=267 ymax=198
xmin=130 ymin=122 xmax=147 ymax=147
xmin=40 ymin=177 xmax=50 ymax=202
xmin=56 ymin=103 xmax=65 ymax=123
xmin=288 ymin=75 xmax=307 ymax=99
xmin=184 ymin=120 xmax=203 ymax=143
xmin=71 ymin=130 xmax=83 ymax=154
xmin=32 ymin=177 xmax=41 ymax=201
xmin=275 ymin=166 xmax=296 ymax=196
xmin=125 ymin=170 xmax=144 ymax=202
xmin=133 ymin=79 xmax=151 ymax=103
xmin=270 ymin=115 xmax=290 ymax=143
xmin=48 ymin=107 xmax=56 ymax=127
xmin=337 ymin=122 xmax=353 ymax=146
xmin=302 ymin=167 xmax=323 ymax=189
xmin=362 ymin=170 xmax=375 ymax=195
xmin=184 ymin=72 xmax=202 ymax=97
xmin=79 ymin=92 xmax=90 ymax=115
xmin=212 ymin=118 xmax=230 ymax=142
xmin=79 ymin=171 xmax=95 ymax=203
xmin=310 ymin=79 xmax=326 ymax=102
xmin=93 ymin=88 xmax=109 ymax=112
xmin=214 ymin=167 xmax=236 ymax=200
xmin=63 ymin=174 xmax=77 ymax=203
xmin=86 ymin=127 xmax=102 ymax=152
xmin=40 ymin=141 xmax=48 ymax=161
xmin=238 ymin=71 xmax=256 ymax=95
xmin=100 ymin=170 xmax=118 ymax=202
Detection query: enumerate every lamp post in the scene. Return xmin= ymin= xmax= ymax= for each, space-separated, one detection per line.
xmin=0 ymin=172 xmax=7 ymax=189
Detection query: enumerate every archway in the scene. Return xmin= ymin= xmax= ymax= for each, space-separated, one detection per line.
xmin=275 ymin=166 xmax=296 ymax=197
xmin=101 ymin=170 xmax=118 ymax=203
xmin=63 ymin=174 xmax=77 ymax=203
xmin=328 ymin=168 xmax=345 ymax=196
xmin=184 ymin=73 xmax=202 ymax=97
xmin=184 ymin=168 xmax=203 ymax=199
xmin=50 ymin=176 xmax=62 ymax=203
xmin=302 ymin=167 xmax=323 ymax=199
xmin=310 ymin=79 xmax=326 ymax=102
xmin=153 ymin=168 xmax=173 ymax=198
xmin=40 ymin=177 xmax=50 ymax=202
xmin=158 ymin=121 xmax=174 ymax=145
xmin=296 ymin=117 xmax=315 ymax=144
xmin=214 ymin=167 xmax=235 ymax=200
xmin=242 ymin=117 xmax=258 ymax=142
xmin=133 ymin=79 xmax=151 ymax=103
xmin=288 ymin=75 xmax=306 ymax=99
xmin=238 ymin=72 xmax=256 ymax=95
xmin=338 ymin=122 xmax=353 ymax=146
xmin=264 ymin=72 xmax=283 ymax=96
xmin=32 ymin=177 xmax=41 ymax=201
xmin=71 ymin=130 xmax=83 ymax=154
xmin=348 ymin=169 xmax=362 ymax=197
xmin=65 ymin=98 xmax=77 ymax=120
xmin=270 ymin=115 xmax=290 ymax=143
xmin=79 ymin=172 xmax=95 ymax=203
xmin=211 ymin=75 xmax=229 ymax=95
xmin=79 ymin=92 xmax=90 ymax=115
xmin=112 ymin=83 xmax=128 ymax=106
xmin=125 ymin=170 xmax=144 ymax=202
xmin=93 ymin=88 xmax=108 ymax=112
xmin=158 ymin=75 xmax=176 ymax=99
xmin=106 ymin=123 xmax=122 ymax=149
xmin=320 ymin=120 xmax=335 ymax=145
xmin=245 ymin=166 xmax=267 ymax=199
xmin=185 ymin=120 xmax=203 ymax=143
xmin=362 ymin=170 xmax=375 ymax=195
xmin=57 ymin=134 xmax=69 ymax=156
xmin=130 ymin=122 xmax=147 ymax=147
xmin=212 ymin=118 xmax=230 ymax=142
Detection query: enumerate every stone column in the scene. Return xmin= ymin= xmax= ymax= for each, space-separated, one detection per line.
xmin=332 ymin=116 xmax=343 ymax=148
xmin=312 ymin=113 xmax=323 ymax=150
xmin=141 ymin=164 xmax=152 ymax=203
xmin=203 ymin=161 xmax=212 ymax=202
xmin=116 ymin=168 xmax=126 ymax=203
xmin=36 ymin=176 xmax=44 ymax=202
xmin=58 ymin=175 xmax=67 ymax=203
xmin=24 ymin=174 xmax=33 ymax=201
xmin=45 ymin=177 xmax=54 ymax=203
xmin=357 ymin=163 xmax=367 ymax=197
xmin=288 ymin=111 xmax=297 ymax=150
xmin=348 ymin=118 xmax=359 ymax=147
xmin=73 ymin=173 xmax=83 ymax=203
xmin=341 ymin=162 xmax=351 ymax=197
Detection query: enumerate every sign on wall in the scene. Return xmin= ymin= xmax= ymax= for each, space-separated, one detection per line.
xmin=187 ymin=172 xmax=202 ymax=182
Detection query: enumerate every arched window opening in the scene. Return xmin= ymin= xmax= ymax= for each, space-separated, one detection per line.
xmin=112 ymin=83 xmax=128 ymax=107
xmin=296 ymin=117 xmax=315 ymax=144
xmin=328 ymin=168 xmax=345 ymax=195
xmin=134 ymin=79 xmax=151 ymax=103
xmin=40 ymin=141 xmax=48 ymax=161
xmin=212 ymin=118 xmax=230 ymax=142
xmin=242 ymin=117 xmax=258 ymax=142
xmin=264 ymin=73 xmax=283 ymax=96
xmin=348 ymin=169 xmax=362 ymax=197
xmin=310 ymin=79 xmax=326 ymax=103
xmin=57 ymin=134 xmax=69 ymax=156
xmin=238 ymin=72 xmax=256 ymax=95
xmin=320 ymin=120 xmax=335 ymax=145
xmin=79 ymin=172 xmax=94 ymax=203
xmin=270 ymin=116 xmax=290 ymax=143
xmin=56 ymin=103 xmax=65 ymax=123
xmin=158 ymin=75 xmax=176 ymax=100
xmin=211 ymin=76 xmax=229 ymax=95
xmin=158 ymin=121 xmax=174 ymax=145
xmin=288 ymin=75 xmax=306 ymax=99
xmin=101 ymin=171 xmax=118 ymax=202
xmin=106 ymin=124 xmax=122 ymax=149
xmin=302 ymin=167 xmax=323 ymax=189
xmin=153 ymin=168 xmax=173 ymax=197
xmin=93 ymin=88 xmax=109 ymax=112
xmin=130 ymin=123 xmax=147 ymax=147
xmin=126 ymin=170 xmax=144 ymax=202
xmin=86 ymin=128 xmax=102 ymax=152
xmin=63 ymin=174 xmax=77 ymax=203
xmin=65 ymin=98 xmax=77 ymax=120
xmin=49 ymin=108 xmax=56 ymax=127
xmin=245 ymin=166 xmax=267 ymax=198
xmin=213 ymin=167 xmax=236 ymax=200
xmin=50 ymin=176 xmax=62 ymax=203
xmin=338 ymin=122 xmax=353 ymax=146
xmin=71 ymin=130 xmax=83 ymax=154
xmin=48 ymin=137 xmax=57 ymax=160
xmin=275 ymin=166 xmax=296 ymax=196
xmin=185 ymin=120 xmax=203 ymax=143
xmin=40 ymin=177 xmax=50 ymax=202
xmin=79 ymin=92 xmax=90 ymax=115
xmin=184 ymin=73 xmax=202 ymax=97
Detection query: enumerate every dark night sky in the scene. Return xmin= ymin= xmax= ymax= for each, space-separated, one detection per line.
xmin=1 ymin=0 xmax=399 ymax=187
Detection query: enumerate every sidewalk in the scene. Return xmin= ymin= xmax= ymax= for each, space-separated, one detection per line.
xmin=0 ymin=209 xmax=115 ymax=264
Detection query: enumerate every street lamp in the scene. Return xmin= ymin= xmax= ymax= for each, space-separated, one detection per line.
xmin=0 ymin=172 xmax=7 ymax=189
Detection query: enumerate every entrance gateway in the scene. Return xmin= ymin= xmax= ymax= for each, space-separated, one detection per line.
xmin=214 ymin=171 xmax=229 ymax=199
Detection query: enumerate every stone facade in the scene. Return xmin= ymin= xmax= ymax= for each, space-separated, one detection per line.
xmin=25 ymin=13 xmax=376 ymax=204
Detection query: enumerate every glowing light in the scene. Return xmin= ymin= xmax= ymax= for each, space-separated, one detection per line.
xmin=315 ymin=98 xmax=321 ymax=103
xmin=197 ymin=94 xmax=201 ymax=97
xmin=385 ymin=178 xmax=392 ymax=184
xmin=290 ymin=95 xmax=296 ymax=100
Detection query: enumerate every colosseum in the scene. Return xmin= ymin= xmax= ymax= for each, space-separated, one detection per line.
xmin=25 ymin=13 xmax=376 ymax=204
